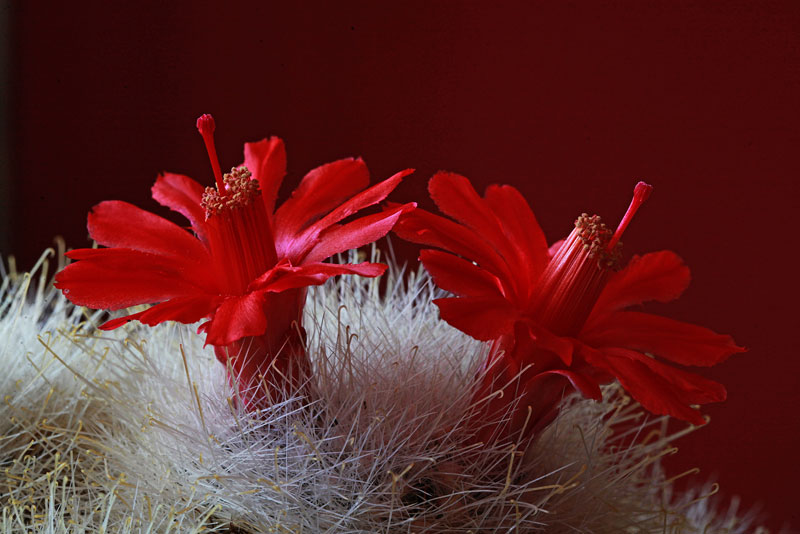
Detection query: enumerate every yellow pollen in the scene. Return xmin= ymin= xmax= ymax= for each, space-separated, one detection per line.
xmin=201 ymin=166 xmax=260 ymax=218
xmin=574 ymin=214 xmax=622 ymax=270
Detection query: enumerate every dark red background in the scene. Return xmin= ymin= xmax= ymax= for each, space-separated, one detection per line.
xmin=6 ymin=2 xmax=799 ymax=530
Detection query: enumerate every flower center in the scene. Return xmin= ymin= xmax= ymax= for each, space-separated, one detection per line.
xmin=195 ymin=114 xmax=278 ymax=294
xmin=201 ymin=166 xmax=260 ymax=217
xmin=528 ymin=182 xmax=652 ymax=337
xmin=575 ymin=213 xmax=622 ymax=270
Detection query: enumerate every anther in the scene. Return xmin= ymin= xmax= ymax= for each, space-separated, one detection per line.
xmin=574 ymin=214 xmax=620 ymax=268
xmin=608 ymin=181 xmax=653 ymax=250
xmin=196 ymin=114 xmax=226 ymax=193
xmin=201 ymin=166 xmax=259 ymax=218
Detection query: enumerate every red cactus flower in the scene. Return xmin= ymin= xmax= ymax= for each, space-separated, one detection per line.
xmin=55 ymin=114 xmax=415 ymax=408
xmin=394 ymin=172 xmax=743 ymax=445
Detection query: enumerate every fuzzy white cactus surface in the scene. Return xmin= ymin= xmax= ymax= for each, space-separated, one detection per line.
xmin=1 ymin=249 xmax=763 ymax=533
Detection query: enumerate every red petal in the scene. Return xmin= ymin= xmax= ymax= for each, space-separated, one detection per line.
xmin=496 ymin=318 xmax=575 ymax=370
xmin=592 ymin=251 xmax=690 ymax=315
xmin=303 ymin=202 xmax=415 ymax=264
xmin=581 ymin=311 xmax=745 ymax=367
xmin=244 ymin=137 xmax=286 ymax=215
xmin=419 ymin=249 xmax=504 ymax=298
xmin=525 ymin=369 xmax=602 ymax=401
xmin=581 ymin=346 xmax=717 ymax=425
xmin=100 ymin=311 xmax=148 ymax=330
xmin=428 ymin=173 xmax=520 ymax=271
xmin=434 ymin=296 xmax=517 ymax=341
xmin=205 ymin=260 xmax=386 ymax=346
xmin=205 ymin=292 xmax=269 ymax=346
xmin=87 ymin=201 xmax=210 ymax=263
xmin=150 ymin=173 xmax=208 ymax=240
xmin=308 ymin=169 xmax=413 ymax=231
xmin=55 ymin=248 xmax=216 ymax=310
xmin=278 ymin=169 xmax=412 ymax=262
xmin=64 ymin=247 xmax=215 ymax=288
xmin=249 ymin=262 xmax=387 ymax=293
xmin=620 ymin=348 xmax=727 ymax=405
xmin=429 ymin=172 xmax=503 ymax=237
xmin=274 ymin=158 xmax=369 ymax=247
xmin=99 ymin=295 xmax=223 ymax=330
xmin=393 ymin=208 xmax=514 ymax=286
xmin=523 ymin=320 xmax=575 ymax=366
xmin=484 ymin=184 xmax=549 ymax=279
xmin=293 ymin=261 xmax=387 ymax=279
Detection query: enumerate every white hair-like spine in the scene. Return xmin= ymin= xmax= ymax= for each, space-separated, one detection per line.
xmin=0 ymin=247 xmax=763 ymax=533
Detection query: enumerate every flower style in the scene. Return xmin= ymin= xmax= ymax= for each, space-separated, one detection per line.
xmin=394 ymin=173 xmax=743 ymax=445
xmin=55 ymin=114 xmax=415 ymax=408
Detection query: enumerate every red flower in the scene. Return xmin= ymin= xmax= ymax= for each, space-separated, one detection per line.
xmin=55 ymin=114 xmax=415 ymax=407
xmin=395 ymin=172 xmax=743 ymax=444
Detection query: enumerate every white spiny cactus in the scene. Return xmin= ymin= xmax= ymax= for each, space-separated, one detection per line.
xmin=0 ymin=248 xmax=764 ymax=533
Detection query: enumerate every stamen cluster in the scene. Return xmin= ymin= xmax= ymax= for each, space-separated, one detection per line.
xmin=201 ymin=166 xmax=260 ymax=218
xmin=575 ymin=213 xmax=622 ymax=269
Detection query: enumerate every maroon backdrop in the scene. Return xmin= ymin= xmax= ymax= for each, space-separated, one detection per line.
xmin=8 ymin=2 xmax=799 ymax=530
